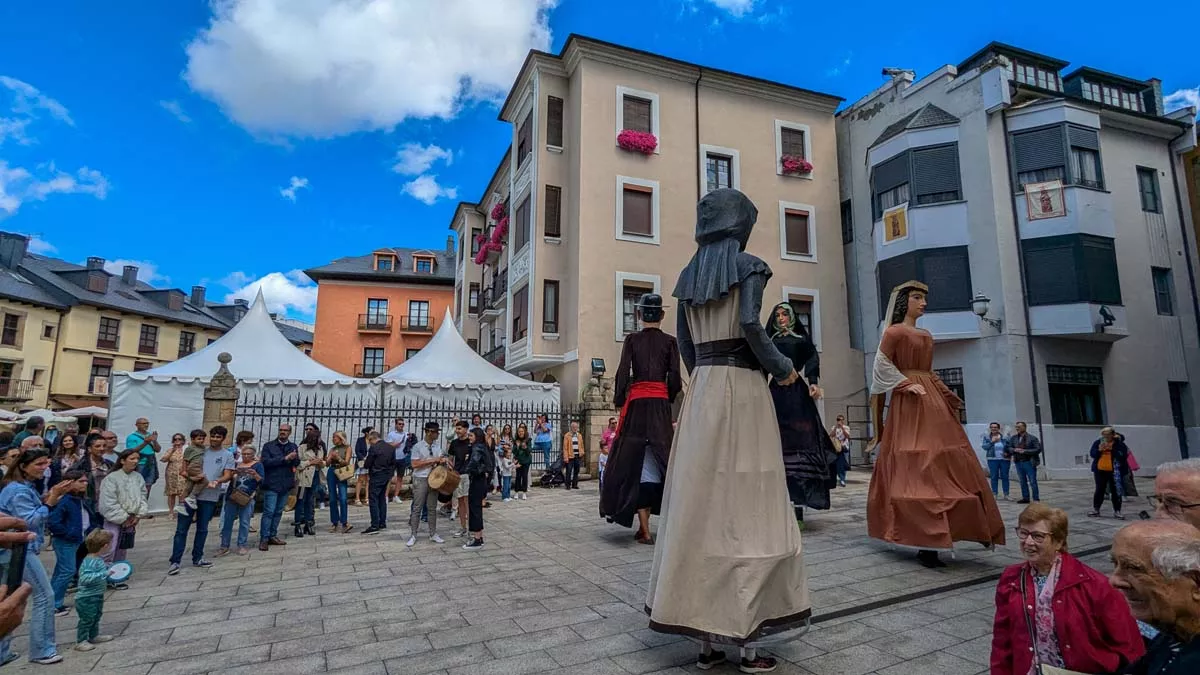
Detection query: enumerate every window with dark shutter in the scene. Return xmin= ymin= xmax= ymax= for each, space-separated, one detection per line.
xmin=544 ymin=185 xmax=562 ymax=237
xmin=840 ymin=199 xmax=853 ymax=245
xmin=872 ymin=153 xmax=911 ymax=218
xmin=1137 ymin=167 xmax=1161 ymax=213
xmin=780 ymin=127 xmax=806 ymax=159
xmin=0 ymin=314 xmax=19 ymax=347
xmin=911 ymin=144 xmax=961 ymax=204
xmin=1047 ymin=365 xmax=1105 ymax=425
xmin=514 ymin=196 xmax=531 ymax=250
xmin=622 ymin=186 xmax=653 ymax=237
xmin=623 ymin=96 xmax=652 ymax=133
xmin=875 ymin=247 xmax=972 ymax=318
xmin=1012 ymin=125 xmax=1067 ymax=188
xmin=512 ymin=285 xmax=529 ymax=340
xmin=547 ymin=96 xmax=564 ymax=147
xmin=1153 ymin=267 xmax=1174 ymax=315
xmin=783 ymin=210 xmax=811 ymax=257
xmin=543 ymin=280 xmax=560 ymax=333
xmin=1081 ymin=236 xmax=1121 ymax=304
xmin=468 ymin=283 xmax=480 ymax=314
xmin=876 ymin=254 xmax=919 ymax=320
xmin=1022 ymin=234 xmax=1121 ymax=306
xmin=1024 ymin=241 xmax=1079 ymax=305
xmin=517 ymin=114 xmax=533 ymax=166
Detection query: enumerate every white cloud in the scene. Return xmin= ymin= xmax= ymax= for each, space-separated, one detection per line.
xmin=401 ymin=174 xmax=457 ymax=205
xmin=27 ymin=235 xmax=56 ymax=254
xmin=279 ymin=175 xmax=309 ymax=202
xmin=221 ymin=269 xmax=318 ymax=317
xmin=393 ymin=143 xmax=452 ymax=175
xmin=704 ymin=0 xmax=757 ymax=16
xmin=158 ymin=99 xmax=193 ymax=123
xmin=0 ymin=117 xmax=31 ymax=145
xmin=0 ymin=76 xmax=73 ymax=126
xmin=0 ymin=160 xmax=109 ymax=217
xmin=182 ymin=0 xmax=557 ymax=139
xmin=102 ymin=259 xmax=169 ymax=284
xmin=1165 ymin=87 xmax=1199 ymax=117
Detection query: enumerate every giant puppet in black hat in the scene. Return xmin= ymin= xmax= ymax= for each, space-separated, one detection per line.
xmin=599 ymin=292 xmax=681 ymax=544
xmin=644 ymin=189 xmax=808 ymax=671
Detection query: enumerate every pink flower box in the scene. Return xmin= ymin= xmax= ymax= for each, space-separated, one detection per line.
xmin=781 ymin=155 xmax=813 ymax=175
xmin=617 ymin=129 xmax=657 ymax=155
xmin=491 ymin=217 xmax=509 ymax=243
xmin=490 ymin=202 xmax=506 ymax=221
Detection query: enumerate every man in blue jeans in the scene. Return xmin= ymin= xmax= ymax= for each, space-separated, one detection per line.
xmin=168 ymin=426 xmax=235 ymax=575
xmin=1008 ymin=421 xmax=1042 ymax=504
xmin=257 ymin=424 xmax=299 ymax=551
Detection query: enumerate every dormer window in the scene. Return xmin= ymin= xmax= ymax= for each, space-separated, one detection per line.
xmin=1007 ymin=60 xmax=1061 ymax=92
xmin=374 ymin=254 xmax=395 ymax=272
xmin=1081 ymin=81 xmax=1144 ymax=112
xmin=413 ymin=255 xmax=434 ymax=274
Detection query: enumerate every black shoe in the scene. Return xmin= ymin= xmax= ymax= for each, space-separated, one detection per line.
xmin=917 ymin=550 xmax=947 ymax=568
xmin=304 ymin=523 xmax=315 ymax=536
xmin=697 ymin=649 xmax=727 ymax=670
xmin=1017 ymin=499 xmax=1031 ymax=504
xmin=362 ymin=527 xmax=380 ymax=535
xmin=293 ymin=524 xmax=304 ymax=538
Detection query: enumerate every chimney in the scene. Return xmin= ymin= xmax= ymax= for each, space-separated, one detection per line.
xmin=189 ymin=285 xmax=206 ymax=307
xmin=270 ymin=312 xmax=278 ymax=320
xmin=122 ymin=265 xmax=138 ymax=286
xmin=86 ymin=257 xmax=105 ymax=270
xmin=1145 ymin=78 xmax=1163 ymax=116
xmin=446 ymin=235 xmax=455 ymax=255
xmin=234 ymin=298 xmax=248 ymax=307
xmin=0 ymin=232 xmax=29 ymax=270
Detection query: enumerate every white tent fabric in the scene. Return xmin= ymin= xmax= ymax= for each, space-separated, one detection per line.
xmin=58 ymin=406 xmax=108 ymax=419
xmin=15 ymin=408 xmax=77 ymax=425
xmin=379 ymin=309 xmax=558 ymax=407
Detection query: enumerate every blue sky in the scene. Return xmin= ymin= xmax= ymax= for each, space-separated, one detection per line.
xmin=1 ymin=0 xmax=1195 ymax=320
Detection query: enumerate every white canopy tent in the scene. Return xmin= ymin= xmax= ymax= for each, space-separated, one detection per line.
xmin=109 ymin=292 xmax=375 ymax=512
xmin=379 ymin=309 xmax=559 ymax=407
xmin=59 ymin=406 xmax=108 ymax=419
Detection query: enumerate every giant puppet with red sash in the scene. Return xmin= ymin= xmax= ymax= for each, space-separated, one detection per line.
xmin=599 ymin=293 xmax=682 ymax=544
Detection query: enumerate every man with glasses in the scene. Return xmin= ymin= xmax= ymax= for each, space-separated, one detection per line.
xmin=258 ymin=424 xmax=299 ymax=551
xmin=1149 ymin=459 xmax=1200 ymax=529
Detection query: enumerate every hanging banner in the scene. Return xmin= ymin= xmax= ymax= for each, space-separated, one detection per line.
xmin=882 ymin=202 xmax=909 ymax=244
xmin=1025 ymin=180 xmax=1066 ymax=220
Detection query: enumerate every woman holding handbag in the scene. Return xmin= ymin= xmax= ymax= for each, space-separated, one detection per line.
xmin=326 ymin=431 xmax=354 ymax=533
xmin=98 ymin=449 xmax=149 ymax=574
xmin=217 ymin=443 xmax=263 ymax=556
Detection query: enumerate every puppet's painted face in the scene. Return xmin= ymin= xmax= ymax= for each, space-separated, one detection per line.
xmin=774 ymin=305 xmax=792 ymax=329
xmin=905 ymin=290 xmax=927 ymax=319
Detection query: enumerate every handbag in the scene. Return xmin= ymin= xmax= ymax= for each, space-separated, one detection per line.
xmin=118 ymin=525 xmax=136 ymax=550
xmin=334 ymin=451 xmax=356 ymax=483
xmin=229 ymin=488 xmax=253 ymax=507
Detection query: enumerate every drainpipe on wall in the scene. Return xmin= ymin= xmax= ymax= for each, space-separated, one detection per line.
xmin=694 ymin=67 xmax=703 ymax=203
xmin=1000 ymin=111 xmax=1046 ymax=448
xmin=1167 ymin=126 xmax=1200 ymax=341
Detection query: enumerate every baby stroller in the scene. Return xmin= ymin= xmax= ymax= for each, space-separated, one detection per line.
xmin=540 ymin=459 xmax=566 ymax=488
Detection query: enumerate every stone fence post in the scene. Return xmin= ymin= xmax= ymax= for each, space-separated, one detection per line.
xmin=580 ymin=375 xmax=617 ymax=478
xmin=203 ymin=353 xmax=239 ymax=432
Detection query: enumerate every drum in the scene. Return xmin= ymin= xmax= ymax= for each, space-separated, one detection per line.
xmin=108 ymin=561 xmax=134 ymax=584
xmin=428 ymin=465 xmax=461 ymax=495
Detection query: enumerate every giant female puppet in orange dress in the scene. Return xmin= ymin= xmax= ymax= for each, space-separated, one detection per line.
xmin=867 ymin=281 xmax=1005 ymax=568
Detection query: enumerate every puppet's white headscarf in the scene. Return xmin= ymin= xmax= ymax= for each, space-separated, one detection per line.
xmin=870 ymin=280 xmax=928 ymax=396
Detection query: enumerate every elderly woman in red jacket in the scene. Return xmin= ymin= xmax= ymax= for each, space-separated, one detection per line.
xmin=991 ymin=503 xmax=1144 ymax=675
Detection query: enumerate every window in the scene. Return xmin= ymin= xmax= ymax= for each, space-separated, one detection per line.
xmin=374 ymin=255 xmax=394 ymax=272
xmin=133 ymin=361 xmax=153 ymax=372
xmin=31 ymin=368 xmax=44 ymax=386
xmin=1022 ymin=234 xmax=1121 ymax=306
xmin=1070 ymin=147 xmax=1102 ymax=189
xmin=512 ymin=285 xmax=528 ymax=341
xmin=514 ymin=195 xmax=531 ymax=251
xmin=361 ymin=348 xmax=385 ymax=377
xmin=622 ymin=95 xmax=652 ymax=133
xmin=1010 ymin=61 xmax=1061 ymax=92
xmin=774 ymin=121 xmax=813 ymax=177
xmin=415 ymin=257 xmax=433 ymax=273
xmin=407 ymin=301 xmax=430 ymax=330
xmin=365 ymin=298 xmax=388 ymax=326
xmin=85 ymin=272 xmax=106 ymax=293
xmin=544 ymin=185 xmax=562 ymax=238
xmin=1153 ymin=267 xmax=1175 ymax=316
xmin=1047 ymin=365 xmax=1105 ymax=425
xmin=468 ymin=283 xmax=480 ymax=314
xmin=1012 ymin=124 xmax=1103 ymax=190
xmin=780 ymin=127 xmax=806 ymax=160
xmin=788 ymin=298 xmax=813 ymax=334
xmin=616 ymin=177 xmax=659 ymax=243
xmin=911 ymin=144 xmax=961 ymax=205
xmin=138 ymin=324 xmax=159 ymax=355
xmin=97 ymin=317 xmax=120 ymax=350
xmin=872 ymin=153 xmax=910 ymax=219
xmin=467 ymin=338 xmax=478 ymax=351
xmin=840 ymin=199 xmax=854 ymax=245
xmin=1081 ymin=81 xmax=1102 ymax=102
xmin=178 ymin=331 xmax=196 ymax=358
xmin=783 ymin=209 xmax=812 ymax=258
xmin=543 ymin=280 xmax=560 ymax=334
xmin=470 ymin=228 xmax=483 ymax=255
xmin=935 ymin=367 xmax=967 ymax=423
xmin=621 ymin=284 xmax=651 ymax=335
xmin=1137 ymin=167 xmax=1161 ymax=213
xmin=546 ymin=96 xmax=564 ymax=148
xmin=0 ymin=314 xmax=19 ymax=347
xmin=405 ymin=348 xmax=421 ymax=360
xmin=88 ymin=358 xmax=112 ymax=394
xmin=706 ymin=153 xmax=732 ymax=193
xmin=207 ymin=338 xmax=217 ymax=346
xmin=41 ymin=323 xmax=55 ymax=340
xmin=517 ymin=113 xmax=533 ymax=166
xmin=1098 ymin=84 xmax=1143 ymax=112
xmin=876 ymin=246 xmax=973 ymax=319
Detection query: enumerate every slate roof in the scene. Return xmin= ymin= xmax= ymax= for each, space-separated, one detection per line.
xmin=303 ymin=247 xmax=455 ymax=285
xmin=273 ymin=321 xmax=313 ymax=346
xmin=871 ymin=103 xmax=961 ymax=148
xmin=0 ymin=266 xmax=70 ymax=310
xmin=205 ymin=301 xmax=312 ymax=345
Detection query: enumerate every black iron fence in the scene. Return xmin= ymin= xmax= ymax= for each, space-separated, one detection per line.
xmin=234 ymin=391 xmax=581 ymax=472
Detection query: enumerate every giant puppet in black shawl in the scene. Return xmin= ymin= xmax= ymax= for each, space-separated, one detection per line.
xmin=765 ymin=303 xmax=839 ymax=523
xmin=645 ymin=189 xmax=811 ymax=657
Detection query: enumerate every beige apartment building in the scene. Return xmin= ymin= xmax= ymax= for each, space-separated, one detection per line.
xmin=451 ymin=35 xmax=864 ymax=411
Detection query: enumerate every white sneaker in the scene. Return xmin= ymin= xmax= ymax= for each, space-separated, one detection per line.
xmin=405 ymin=536 xmax=416 ymax=547
xmin=503 ymin=498 xmax=512 ymax=502
xmin=430 ymin=534 xmax=445 ymax=544
xmin=184 ymin=495 xmax=198 ymax=511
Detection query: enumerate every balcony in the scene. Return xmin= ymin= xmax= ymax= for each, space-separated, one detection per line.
xmin=399 ymin=317 xmax=434 ymax=334
xmin=354 ymin=363 xmax=390 ymax=378
xmin=482 ymin=343 xmax=506 ymax=368
xmin=138 ymin=344 xmax=158 ymax=356
xmin=1014 ymin=186 xmax=1114 ymax=241
xmin=357 ymin=314 xmax=393 ymax=333
xmin=483 ymin=276 xmax=507 ymax=317
xmin=96 ymin=338 xmax=118 ymax=351
xmin=0 ymin=379 xmax=34 ymax=402
xmin=1029 ymin=303 xmax=1128 ymax=342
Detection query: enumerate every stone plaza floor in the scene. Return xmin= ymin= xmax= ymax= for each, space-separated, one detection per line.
xmin=4 ymin=471 xmax=1140 ymax=675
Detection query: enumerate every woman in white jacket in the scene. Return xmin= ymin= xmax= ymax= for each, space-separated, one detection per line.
xmin=98 ymin=449 xmax=149 ymax=573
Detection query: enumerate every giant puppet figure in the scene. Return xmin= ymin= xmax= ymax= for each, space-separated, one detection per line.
xmin=867 ymin=281 xmax=1005 ymax=568
xmin=598 ymin=293 xmax=682 ymax=544
xmin=646 ymin=189 xmax=808 ymax=673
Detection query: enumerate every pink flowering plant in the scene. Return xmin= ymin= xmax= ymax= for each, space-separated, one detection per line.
xmin=491 ymin=217 xmax=509 ymax=244
xmin=617 ymin=129 xmax=657 ymax=155
xmin=781 ymin=155 xmax=813 ymax=175
xmin=490 ymin=202 xmax=506 ymax=221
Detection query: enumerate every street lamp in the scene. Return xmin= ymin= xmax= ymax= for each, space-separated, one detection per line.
xmin=971 ymin=293 xmax=1002 ymax=331
xmin=591 ymin=358 xmax=606 ymax=377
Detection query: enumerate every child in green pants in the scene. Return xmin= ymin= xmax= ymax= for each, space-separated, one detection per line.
xmin=74 ymin=529 xmax=114 ymax=652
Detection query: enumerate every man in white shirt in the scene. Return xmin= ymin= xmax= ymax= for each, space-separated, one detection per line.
xmin=385 ymin=418 xmax=411 ymax=504
xmin=407 ymin=421 xmax=447 ymax=547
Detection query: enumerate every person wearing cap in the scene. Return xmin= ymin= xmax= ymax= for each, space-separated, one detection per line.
xmin=598 ymin=292 xmax=681 ymax=545
xmin=406 ymin=421 xmax=447 ymax=547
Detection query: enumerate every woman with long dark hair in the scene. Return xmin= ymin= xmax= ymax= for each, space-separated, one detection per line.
xmin=462 ymin=427 xmax=490 ymax=550
xmin=326 ymin=431 xmax=352 ymax=533
xmin=765 ymin=302 xmax=838 ymax=528
xmin=0 ymin=447 xmax=72 ymax=665
xmin=354 ymin=426 xmax=372 ymax=506
xmin=512 ymin=423 xmax=532 ymax=500
xmin=53 ymin=434 xmax=80 ymax=479
xmin=293 ymin=424 xmax=326 ymax=538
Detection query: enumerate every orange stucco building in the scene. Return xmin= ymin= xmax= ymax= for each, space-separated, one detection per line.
xmin=305 ymin=241 xmax=456 ymax=377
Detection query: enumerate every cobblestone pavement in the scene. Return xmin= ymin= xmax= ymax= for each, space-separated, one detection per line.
xmin=4 ymin=472 xmax=1140 ymax=675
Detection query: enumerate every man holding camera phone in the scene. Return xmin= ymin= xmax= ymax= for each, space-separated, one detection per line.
xmin=0 ymin=515 xmax=37 ymax=646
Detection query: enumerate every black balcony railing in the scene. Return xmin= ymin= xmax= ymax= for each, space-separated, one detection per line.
xmin=0 ymin=378 xmax=34 ymax=401
xmin=357 ymin=314 xmax=393 ymax=332
xmin=399 ymin=316 xmax=434 ymax=333
xmin=482 ymin=343 xmax=506 ymax=368
xmin=354 ymin=363 xmax=390 ymax=378
xmin=486 ymin=276 xmax=508 ymax=309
